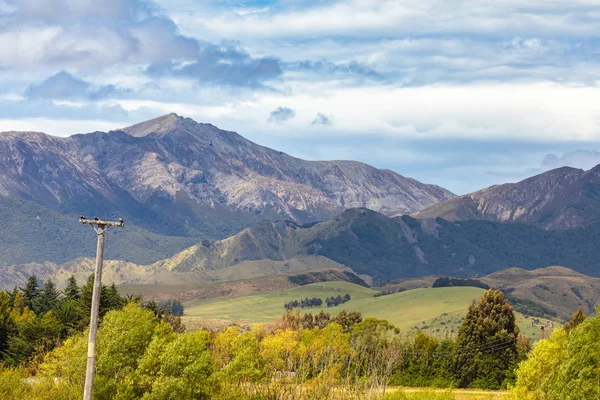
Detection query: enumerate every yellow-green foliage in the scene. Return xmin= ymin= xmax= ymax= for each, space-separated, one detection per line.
xmin=510 ymin=311 xmax=600 ymax=400
xmin=0 ymin=366 xmax=29 ymax=400
xmin=11 ymin=302 xmax=514 ymax=400
xmin=385 ymin=389 xmax=456 ymax=400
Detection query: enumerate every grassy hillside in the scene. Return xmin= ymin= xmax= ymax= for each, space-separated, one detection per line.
xmin=183 ymin=283 xmax=553 ymax=339
xmin=482 ymin=266 xmax=600 ymax=320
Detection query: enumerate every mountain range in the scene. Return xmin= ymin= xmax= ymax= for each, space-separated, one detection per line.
xmin=4 ymin=113 xmax=600 ymax=296
xmin=0 ymin=114 xmax=453 ymax=266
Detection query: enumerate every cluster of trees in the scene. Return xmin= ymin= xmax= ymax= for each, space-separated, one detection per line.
xmin=284 ymin=297 xmax=323 ymax=310
xmin=508 ymin=307 xmax=600 ymax=400
xmin=0 ymin=274 xmax=126 ymax=366
xmin=0 ymin=289 xmax=530 ymax=400
xmin=157 ymin=299 xmax=184 ymax=316
xmin=432 ymin=277 xmax=490 ymax=290
xmin=326 ymin=293 xmax=351 ymax=307
xmin=0 ymin=275 xmax=184 ymax=369
xmin=283 ymin=293 xmax=351 ymax=310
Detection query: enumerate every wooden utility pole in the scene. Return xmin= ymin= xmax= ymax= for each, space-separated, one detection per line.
xmin=79 ymin=216 xmax=124 ymax=400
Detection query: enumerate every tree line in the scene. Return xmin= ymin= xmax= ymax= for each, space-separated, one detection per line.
xmin=0 ymin=274 xmax=182 ymax=368
xmin=284 ymin=293 xmax=351 ymax=310
xmin=0 ymin=288 xmax=533 ymax=399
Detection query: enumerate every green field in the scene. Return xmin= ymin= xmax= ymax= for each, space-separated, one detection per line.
xmin=183 ymin=282 xmax=553 ymax=339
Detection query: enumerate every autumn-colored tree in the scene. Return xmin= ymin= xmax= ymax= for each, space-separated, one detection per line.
xmin=333 ymin=310 xmax=362 ymax=333
xmin=453 ymin=289 xmax=519 ymax=389
xmin=564 ymin=306 xmax=586 ymax=332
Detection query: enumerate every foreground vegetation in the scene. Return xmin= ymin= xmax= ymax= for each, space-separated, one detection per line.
xmin=2 ymin=274 xmax=598 ymax=399
xmin=1 ymin=287 xmax=527 ymax=399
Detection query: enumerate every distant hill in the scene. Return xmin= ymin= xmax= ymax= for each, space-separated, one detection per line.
xmin=482 ymin=266 xmax=600 ymax=320
xmin=376 ymin=266 xmax=600 ymax=322
xmin=413 ymin=166 xmax=600 ymax=230
xmin=8 ymin=208 xmax=600 ymax=289
xmin=0 ymin=114 xmax=453 ymax=266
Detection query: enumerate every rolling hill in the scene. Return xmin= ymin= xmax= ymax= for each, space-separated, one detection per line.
xmin=182 ymin=282 xmax=554 ymax=339
xmin=413 ymin=165 xmax=600 ymax=230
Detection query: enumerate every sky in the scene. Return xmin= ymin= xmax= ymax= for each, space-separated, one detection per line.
xmin=2 ymin=0 xmax=600 ymax=194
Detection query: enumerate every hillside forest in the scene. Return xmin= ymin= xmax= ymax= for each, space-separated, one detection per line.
xmin=0 ymin=275 xmax=597 ymax=399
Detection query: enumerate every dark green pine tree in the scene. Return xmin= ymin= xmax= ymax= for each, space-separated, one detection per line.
xmin=37 ymin=279 xmax=60 ymax=315
xmin=7 ymin=287 xmax=19 ymax=308
xmin=105 ymin=283 xmax=125 ymax=310
xmin=63 ymin=275 xmax=80 ymax=301
xmin=78 ymin=275 xmax=125 ymax=329
xmin=20 ymin=275 xmax=40 ymax=314
xmin=453 ymin=289 xmax=519 ymax=389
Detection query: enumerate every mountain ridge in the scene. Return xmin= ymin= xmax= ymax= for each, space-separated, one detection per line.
xmin=0 ymin=113 xmax=454 ymax=266
xmin=413 ymin=165 xmax=600 ymax=229
xmin=7 ymin=207 xmax=600 ymax=290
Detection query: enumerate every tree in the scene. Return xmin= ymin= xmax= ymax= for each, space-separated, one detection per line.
xmin=63 ymin=275 xmax=79 ymax=301
xmin=21 ymin=275 xmax=40 ymax=314
xmin=0 ymin=292 xmax=16 ymax=356
xmin=37 ymin=279 xmax=60 ymax=315
xmin=315 ymin=311 xmax=331 ymax=329
xmin=78 ymin=275 xmax=124 ymax=329
xmin=508 ymin=328 xmax=568 ymax=400
xmin=333 ymin=310 xmax=362 ymax=333
xmin=564 ymin=306 xmax=586 ymax=332
xmin=7 ymin=287 xmax=18 ymax=308
xmin=453 ymin=289 xmax=519 ymax=389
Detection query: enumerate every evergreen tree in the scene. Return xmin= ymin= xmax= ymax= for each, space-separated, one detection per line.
xmin=37 ymin=279 xmax=60 ymax=315
xmin=453 ymin=289 xmax=519 ymax=389
xmin=0 ymin=291 xmax=16 ymax=356
xmin=105 ymin=283 xmax=125 ymax=310
xmin=8 ymin=287 xmax=18 ymax=308
xmin=78 ymin=275 xmax=125 ymax=329
xmin=63 ymin=275 xmax=80 ymax=301
xmin=20 ymin=275 xmax=40 ymax=314
xmin=564 ymin=306 xmax=586 ymax=332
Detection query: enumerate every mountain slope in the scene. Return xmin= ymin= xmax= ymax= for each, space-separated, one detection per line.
xmin=156 ymin=208 xmax=600 ymax=282
xmin=7 ymin=208 xmax=600 ymax=288
xmin=0 ymin=114 xmax=453 ymax=265
xmin=413 ymin=166 xmax=600 ymax=229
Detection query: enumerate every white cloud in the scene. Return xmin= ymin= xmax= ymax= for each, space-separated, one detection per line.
xmin=178 ymin=81 xmax=600 ymax=143
xmin=543 ymin=150 xmax=600 ymax=171
xmin=171 ymin=0 xmax=600 ymax=41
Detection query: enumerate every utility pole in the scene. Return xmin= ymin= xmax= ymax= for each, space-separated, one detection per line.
xmin=79 ymin=216 xmax=124 ymax=400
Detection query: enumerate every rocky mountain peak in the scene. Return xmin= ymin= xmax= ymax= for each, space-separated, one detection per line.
xmin=121 ymin=113 xmax=184 ymax=138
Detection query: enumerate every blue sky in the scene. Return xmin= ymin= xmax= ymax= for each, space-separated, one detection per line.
xmin=1 ymin=0 xmax=600 ymax=194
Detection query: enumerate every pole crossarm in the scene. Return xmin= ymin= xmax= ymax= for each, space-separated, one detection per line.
xmin=79 ymin=215 xmax=123 ymax=400
xmin=79 ymin=216 xmax=125 ymax=228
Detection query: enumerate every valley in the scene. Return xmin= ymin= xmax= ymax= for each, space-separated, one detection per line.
xmin=155 ymin=282 xmax=555 ymax=340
